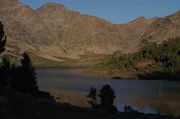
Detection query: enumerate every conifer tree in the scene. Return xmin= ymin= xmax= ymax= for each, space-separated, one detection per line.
xmin=0 ymin=21 xmax=6 ymax=53
xmin=99 ymin=84 xmax=116 ymax=113
xmin=15 ymin=52 xmax=39 ymax=95
xmin=0 ymin=56 xmax=11 ymax=87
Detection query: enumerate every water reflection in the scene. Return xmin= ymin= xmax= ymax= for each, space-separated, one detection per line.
xmin=37 ymin=67 xmax=180 ymax=116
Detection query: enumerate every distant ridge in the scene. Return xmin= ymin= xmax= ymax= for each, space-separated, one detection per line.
xmin=0 ymin=0 xmax=180 ymax=61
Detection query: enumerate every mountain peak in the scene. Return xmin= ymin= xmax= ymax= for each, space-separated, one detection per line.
xmin=175 ymin=10 xmax=180 ymax=14
xmin=136 ymin=16 xmax=146 ymax=20
xmin=173 ymin=10 xmax=180 ymax=17
xmin=37 ymin=2 xmax=66 ymax=11
xmin=36 ymin=2 xmax=69 ymax=21
xmin=129 ymin=16 xmax=147 ymax=23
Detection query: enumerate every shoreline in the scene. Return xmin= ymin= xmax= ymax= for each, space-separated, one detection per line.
xmin=1 ymin=88 xmax=179 ymax=119
xmin=36 ymin=65 xmax=180 ymax=81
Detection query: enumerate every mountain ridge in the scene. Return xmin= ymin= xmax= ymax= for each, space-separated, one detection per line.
xmin=0 ymin=0 xmax=180 ymax=62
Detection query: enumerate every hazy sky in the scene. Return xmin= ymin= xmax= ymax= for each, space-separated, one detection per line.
xmin=20 ymin=0 xmax=180 ymax=24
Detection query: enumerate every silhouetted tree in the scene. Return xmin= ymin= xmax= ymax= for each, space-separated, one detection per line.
xmin=14 ymin=52 xmax=39 ymax=95
xmin=87 ymin=86 xmax=97 ymax=108
xmin=0 ymin=22 xmax=8 ymax=88
xmin=0 ymin=56 xmax=14 ymax=89
xmin=0 ymin=21 xmax=6 ymax=53
xmin=0 ymin=56 xmax=11 ymax=87
xmin=124 ymin=105 xmax=136 ymax=113
xmin=99 ymin=84 xmax=117 ymax=113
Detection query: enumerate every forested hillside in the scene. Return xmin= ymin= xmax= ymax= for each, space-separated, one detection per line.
xmin=96 ymin=37 xmax=180 ymax=80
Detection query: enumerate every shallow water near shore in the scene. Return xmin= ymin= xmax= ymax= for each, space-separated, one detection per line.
xmin=37 ymin=66 xmax=180 ymax=116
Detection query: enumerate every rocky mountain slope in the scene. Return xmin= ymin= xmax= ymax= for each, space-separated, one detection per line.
xmin=0 ymin=0 xmax=179 ymax=62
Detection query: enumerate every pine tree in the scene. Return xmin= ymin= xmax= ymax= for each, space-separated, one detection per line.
xmin=0 ymin=22 xmax=8 ymax=88
xmin=87 ymin=87 xmax=97 ymax=108
xmin=0 ymin=21 xmax=6 ymax=53
xmin=15 ymin=52 xmax=39 ymax=95
xmin=99 ymin=84 xmax=117 ymax=113
xmin=0 ymin=56 xmax=11 ymax=87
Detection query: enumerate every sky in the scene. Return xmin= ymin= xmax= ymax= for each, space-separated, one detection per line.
xmin=20 ymin=0 xmax=180 ymax=24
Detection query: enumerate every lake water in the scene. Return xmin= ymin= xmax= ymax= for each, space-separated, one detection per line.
xmin=37 ymin=66 xmax=180 ymax=116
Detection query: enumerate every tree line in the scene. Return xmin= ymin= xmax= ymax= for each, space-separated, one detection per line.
xmin=101 ymin=37 xmax=180 ymax=79
xmin=0 ymin=53 xmax=39 ymax=95
xmin=0 ymin=21 xmax=39 ymax=95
